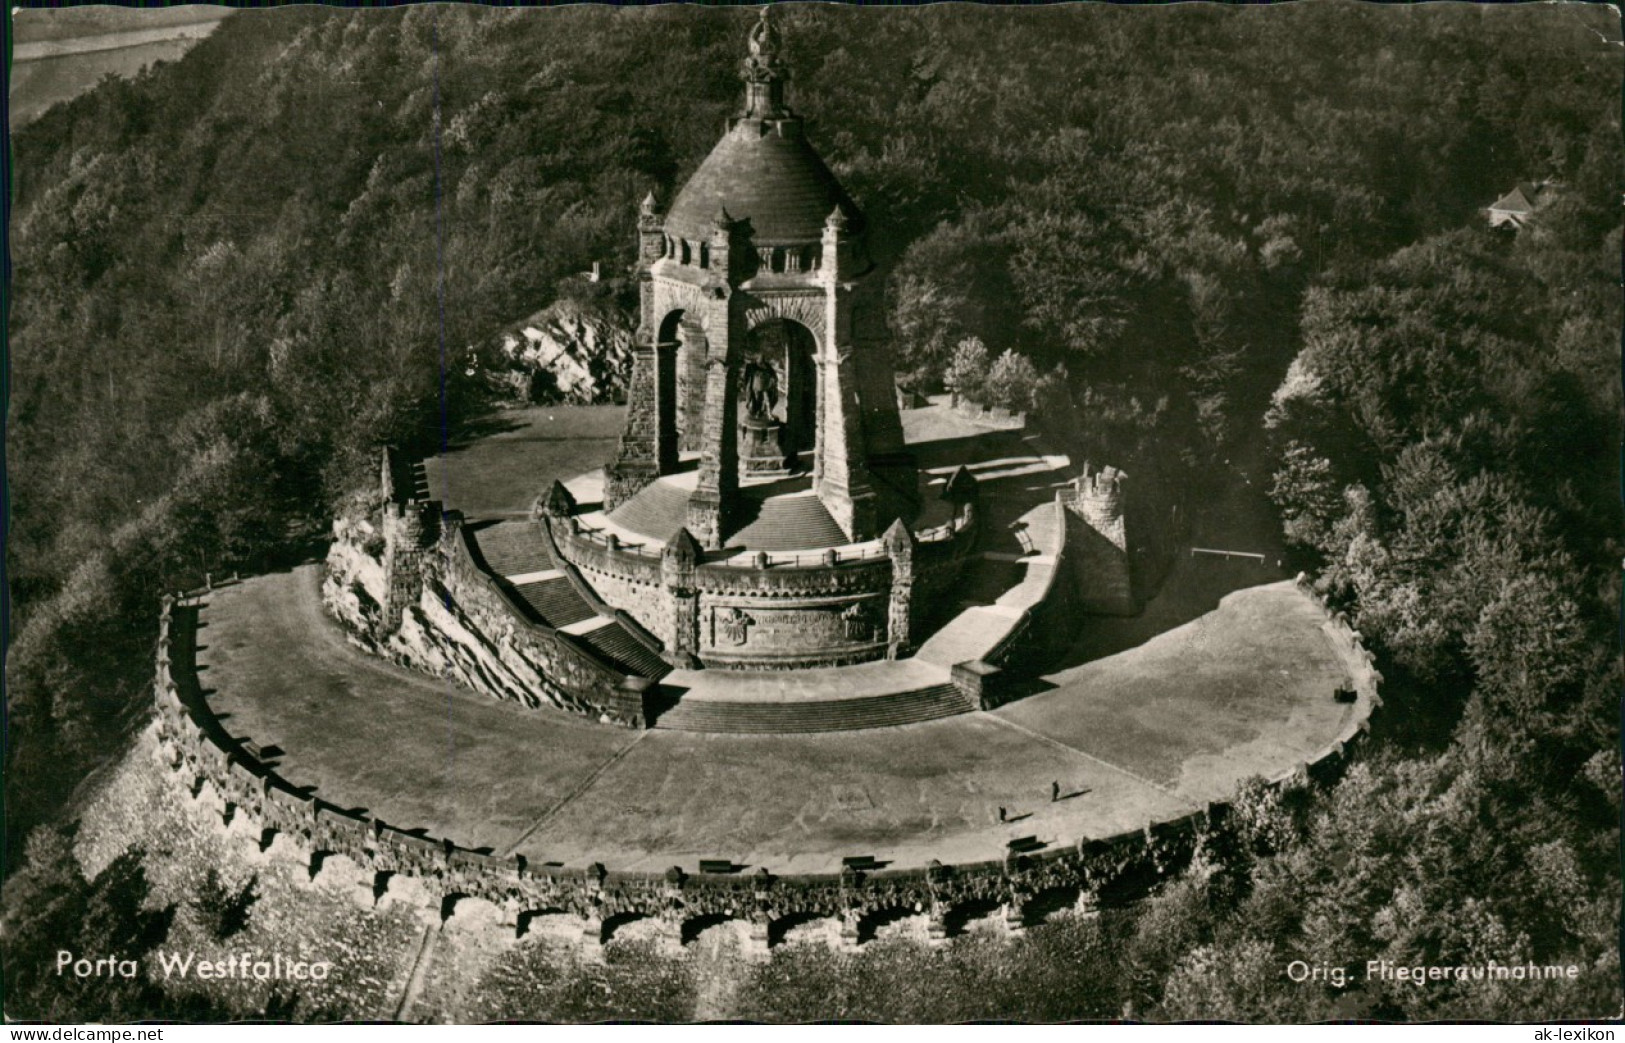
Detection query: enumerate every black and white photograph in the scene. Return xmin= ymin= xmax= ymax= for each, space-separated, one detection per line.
xmin=4 ymin=1 xmax=1622 ymax=1027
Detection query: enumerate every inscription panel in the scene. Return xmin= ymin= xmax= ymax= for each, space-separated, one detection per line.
xmin=702 ymin=595 xmax=886 ymax=657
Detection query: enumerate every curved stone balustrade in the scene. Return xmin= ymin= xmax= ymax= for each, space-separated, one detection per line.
xmin=150 ymin=571 xmax=1381 ymax=949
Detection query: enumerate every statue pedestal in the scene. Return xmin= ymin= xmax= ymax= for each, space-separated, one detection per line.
xmin=739 ymin=416 xmax=791 ymax=476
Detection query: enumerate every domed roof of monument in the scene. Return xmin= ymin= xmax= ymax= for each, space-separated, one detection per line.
xmin=664 ymin=126 xmax=863 ymax=245
xmin=662 ymin=9 xmax=864 ymax=246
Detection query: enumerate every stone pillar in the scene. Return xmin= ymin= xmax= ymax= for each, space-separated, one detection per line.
xmin=746 ymin=915 xmax=772 ymax=959
xmin=661 ymin=530 xmax=702 ymax=668
xmin=927 ymin=899 xmax=950 ymax=944
xmin=812 ymin=345 xmax=827 ymax=483
xmin=687 ymin=217 xmax=739 ymax=549
xmin=662 ymin=866 xmax=686 ymax=913
xmin=1065 ymin=462 xmax=1135 ymax=615
xmin=606 ymin=342 xmax=662 ymax=511
xmin=606 ymin=193 xmax=673 ymax=511
xmin=379 ymin=446 xmax=398 ymax=505
xmin=838 ymin=909 xmax=862 ymax=950
xmin=381 ymin=503 xmax=427 ymax=636
xmin=747 ymin=868 xmax=775 ymax=957
xmin=687 ymin=349 xmax=737 ymax=549
xmin=678 ymin=319 xmax=709 ymax=454
xmin=924 ymin=859 xmax=951 ymax=943
xmin=1073 ymin=463 xmax=1128 ymax=550
xmin=1002 ymin=881 xmax=1027 ymax=934
xmin=815 ymin=208 xmax=877 ymax=542
xmin=583 ymin=863 xmax=608 ymax=947
xmin=637 ymin=191 xmax=665 ymax=269
xmin=883 ymin=518 xmax=916 ymax=658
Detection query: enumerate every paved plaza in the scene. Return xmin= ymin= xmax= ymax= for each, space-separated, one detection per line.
xmin=197 ymin=560 xmax=1361 ymax=873
xmin=193 ymin=403 xmax=1366 ymax=873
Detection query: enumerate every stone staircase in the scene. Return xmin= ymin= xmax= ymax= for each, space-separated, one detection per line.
xmin=651 ymin=682 xmax=972 ymax=734
xmin=511 ymin=576 xmax=595 ymax=629
xmin=407 ymin=460 xmax=432 ymax=503
xmin=607 ymin=480 xmax=692 ymax=541
xmin=467 ymin=521 xmax=551 ymax=577
xmin=466 ymin=520 xmax=671 ymax=681
xmin=726 ymin=493 xmax=846 ymax=551
xmin=577 ymin=620 xmax=672 ymax=679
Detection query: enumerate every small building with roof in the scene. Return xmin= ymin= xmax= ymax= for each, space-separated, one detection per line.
xmin=1487 ymin=180 xmax=1557 ymax=230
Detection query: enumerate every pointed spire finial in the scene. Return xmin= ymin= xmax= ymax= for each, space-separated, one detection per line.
xmin=664 ymin=527 xmax=702 ymax=562
xmin=713 ymin=205 xmax=734 ymax=231
xmin=740 ymin=6 xmax=789 ymax=119
xmin=825 ymin=205 xmax=849 ymax=233
xmin=748 ymin=6 xmax=781 ymax=60
xmin=640 ymin=189 xmax=659 ymax=216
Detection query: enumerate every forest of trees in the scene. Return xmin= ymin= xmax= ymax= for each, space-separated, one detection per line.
xmin=4 ymin=3 xmax=1619 ymax=1021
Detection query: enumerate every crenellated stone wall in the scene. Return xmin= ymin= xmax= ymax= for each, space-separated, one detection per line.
xmin=150 ymin=572 xmax=1381 ymax=951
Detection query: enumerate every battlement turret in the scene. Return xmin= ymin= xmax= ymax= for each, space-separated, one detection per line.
xmin=1069 ymin=462 xmax=1127 ymax=553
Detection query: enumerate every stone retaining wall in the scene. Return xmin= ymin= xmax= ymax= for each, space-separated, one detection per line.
xmin=436 ymin=520 xmax=653 ymax=726
xmin=151 ymin=572 xmax=1380 ymax=950
xmin=328 ymin=450 xmax=656 ymax=726
xmin=547 ymin=502 xmax=978 ymax=670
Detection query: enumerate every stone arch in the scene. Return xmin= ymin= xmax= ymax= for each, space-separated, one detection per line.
xmin=516 ymin=908 xmax=577 ymax=940
xmin=768 ymin=910 xmax=832 ymax=948
xmin=437 ymin=892 xmax=467 ymax=923
xmin=855 ymin=904 xmax=922 ymax=944
xmin=599 ymin=909 xmax=658 ymax=946
xmin=679 ymin=912 xmax=743 ymax=947
xmin=743 ymin=297 xmax=827 ymax=351
xmin=943 ymin=896 xmax=1006 ymax=938
xmin=1021 ymin=884 xmax=1084 ymax=926
xmin=742 ymin=318 xmax=819 ymax=458
xmin=307 ymin=849 xmax=335 ymax=882
xmin=656 ymin=310 xmax=687 ymax=346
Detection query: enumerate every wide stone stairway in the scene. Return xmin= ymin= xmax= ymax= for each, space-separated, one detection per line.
xmin=466 ymin=520 xmax=552 ymax=577
xmin=465 ymin=521 xmax=671 ymax=681
xmin=650 ymin=681 xmax=972 ymax=733
xmin=511 ymin=575 xmax=595 ymax=628
xmin=605 ymin=479 xmax=691 ymax=541
xmin=724 ymin=491 xmax=847 ymax=550
xmin=607 ymin=477 xmax=848 ymax=551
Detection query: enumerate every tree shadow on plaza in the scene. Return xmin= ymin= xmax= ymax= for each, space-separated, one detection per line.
xmin=421 ymin=411 xmax=529 ymax=454
xmin=1046 ymin=551 xmax=1287 ymax=674
xmin=907 ymin=427 xmax=1031 ymax=470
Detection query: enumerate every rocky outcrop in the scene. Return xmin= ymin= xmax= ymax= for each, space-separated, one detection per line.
xmin=322 ymin=504 xmax=649 ymax=726
xmin=482 ymin=297 xmax=634 ymax=405
xmin=323 ymin=514 xmax=561 ymax=710
xmin=323 ymin=516 xmax=389 ymax=639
